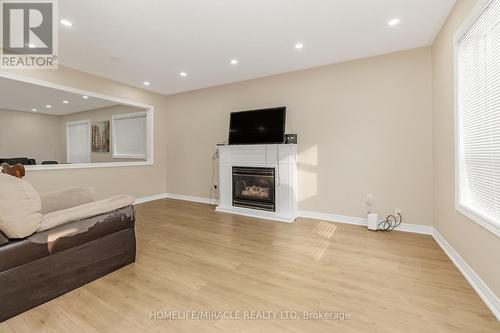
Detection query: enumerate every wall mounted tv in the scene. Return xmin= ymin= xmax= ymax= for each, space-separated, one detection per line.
xmin=228 ymin=107 xmax=286 ymax=145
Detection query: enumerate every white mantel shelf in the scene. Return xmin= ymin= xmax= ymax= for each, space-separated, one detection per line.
xmin=216 ymin=144 xmax=298 ymax=223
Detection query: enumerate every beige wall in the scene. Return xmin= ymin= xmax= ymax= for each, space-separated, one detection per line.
xmin=61 ymin=105 xmax=146 ymax=163
xmin=432 ymin=0 xmax=500 ymax=296
xmin=0 ymin=108 xmax=62 ymax=163
xmin=2 ymin=67 xmax=167 ymax=200
xmin=165 ymin=47 xmax=434 ymax=226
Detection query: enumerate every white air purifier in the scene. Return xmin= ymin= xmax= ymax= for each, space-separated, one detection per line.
xmin=367 ymin=213 xmax=379 ymax=231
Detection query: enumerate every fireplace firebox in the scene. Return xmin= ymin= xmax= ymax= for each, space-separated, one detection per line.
xmin=232 ymin=166 xmax=275 ymax=212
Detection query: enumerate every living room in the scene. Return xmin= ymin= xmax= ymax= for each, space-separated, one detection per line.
xmin=0 ymin=0 xmax=498 ymax=332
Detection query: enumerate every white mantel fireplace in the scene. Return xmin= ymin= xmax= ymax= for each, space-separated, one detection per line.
xmin=216 ymin=144 xmax=298 ymax=223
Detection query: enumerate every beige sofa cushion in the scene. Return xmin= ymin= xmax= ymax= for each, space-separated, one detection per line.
xmin=38 ymin=194 xmax=135 ymax=232
xmin=40 ymin=188 xmax=94 ymax=214
xmin=0 ymin=173 xmax=42 ymax=238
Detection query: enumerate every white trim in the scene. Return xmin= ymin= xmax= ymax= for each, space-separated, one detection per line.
xmin=453 ymin=0 xmax=500 ymax=237
xmin=66 ymin=119 xmax=91 ymax=164
xmin=0 ymin=71 xmax=155 ymax=171
xmin=112 ymin=154 xmax=146 ymax=159
xmin=453 ymin=0 xmax=492 ymax=43
xmin=25 ymin=161 xmax=153 ymax=171
xmin=298 ymin=210 xmax=433 ymax=235
xmin=397 ymin=223 xmax=434 ymax=235
xmin=132 ymin=194 xmax=499 ymax=319
xmin=432 ymin=228 xmax=500 ymax=321
xmin=299 ymin=210 xmax=367 ymax=226
xmin=457 ymin=205 xmax=500 ymax=237
xmin=134 ymin=193 xmax=168 ymax=205
xmin=216 ymin=206 xmax=296 ymax=223
xmin=164 ymin=193 xmax=212 ymax=204
xmin=133 ymin=193 xmax=211 ymax=206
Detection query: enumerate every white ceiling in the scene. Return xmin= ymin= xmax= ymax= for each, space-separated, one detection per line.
xmin=59 ymin=0 xmax=456 ymax=95
xmin=0 ymin=77 xmax=117 ymax=115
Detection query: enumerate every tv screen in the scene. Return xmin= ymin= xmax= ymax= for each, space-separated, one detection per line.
xmin=228 ymin=107 xmax=286 ymax=145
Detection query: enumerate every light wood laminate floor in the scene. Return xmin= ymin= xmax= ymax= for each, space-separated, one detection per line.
xmin=1 ymin=199 xmax=498 ymax=332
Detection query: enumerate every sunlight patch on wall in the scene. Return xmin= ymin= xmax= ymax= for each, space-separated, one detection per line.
xmin=297 ymin=144 xmax=318 ymax=166
xmin=297 ymin=144 xmax=319 ymax=202
xmin=298 ymin=169 xmax=318 ymax=202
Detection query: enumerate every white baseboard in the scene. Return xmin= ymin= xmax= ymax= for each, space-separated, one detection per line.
xmin=136 ymin=194 xmax=433 ymax=235
xmin=134 ymin=192 xmax=212 ymax=205
xmin=134 ymin=193 xmax=168 ymax=205
xmin=298 ymin=210 xmax=366 ymax=226
xmin=133 ymin=193 xmax=499 ymax=320
xmin=298 ymin=210 xmax=433 ymax=235
xmin=432 ymin=229 xmax=500 ymax=321
xmin=164 ymin=193 xmax=212 ymax=204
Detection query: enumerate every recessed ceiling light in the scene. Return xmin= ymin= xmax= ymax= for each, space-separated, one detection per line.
xmin=62 ymin=100 xmax=69 ymax=104
xmin=230 ymin=59 xmax=238 ymax=65
xmin=180 ymin=72 xmax=187 ymax=77
xmin=388 ymin=18 xmax=400 ymax=26
xmin=82 ymin=95 xmax=89 ymax=99
xmin=143 ymin=81 xmax=150 ymax=86
xmin=60 ymin=19 xmax=73 ymax=27
xmin=32 ymin=108 xmax=37 ymax=112
xmin=45 ymin=105 xmax=52 ymax=108
xmin=295 ymin=43 xmax=304 ymax=50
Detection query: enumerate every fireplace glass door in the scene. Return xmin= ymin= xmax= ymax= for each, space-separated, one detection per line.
xmin=232 ymin=167 xmax=275 ymax=212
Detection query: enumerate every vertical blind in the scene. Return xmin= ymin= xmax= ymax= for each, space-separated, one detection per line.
xmin=457 ymin=0 xmax=500 ymax=228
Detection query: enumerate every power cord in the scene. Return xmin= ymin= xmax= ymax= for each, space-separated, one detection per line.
xmin=209 ymin=139 xmax=229 ymax=205
xmin=209 ymin=149 xmax=220 ymax=205
xmin=378 ymin=212 xmax=402 ymax=232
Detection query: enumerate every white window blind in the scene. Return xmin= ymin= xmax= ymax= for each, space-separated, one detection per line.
xmin=66 ymin=121 xmax=90 ymax=164
xmin=456 ymin=0 xmax=500 ymax=234
xmin=112 ymin=112 xmax=147 ymax=159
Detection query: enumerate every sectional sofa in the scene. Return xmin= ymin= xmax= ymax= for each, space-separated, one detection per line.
xmin=0 ymin=173 xmax=137 ymax=321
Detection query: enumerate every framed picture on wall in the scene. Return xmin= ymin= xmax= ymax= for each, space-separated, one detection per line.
xmin=91 ymin=120 xmax=110 ymax=153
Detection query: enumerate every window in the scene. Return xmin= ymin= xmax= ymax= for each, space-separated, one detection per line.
xmin=112 ymin=112 xmax=148 ymax=159
xmin=456 ymin=0 xmax=500 ymax=236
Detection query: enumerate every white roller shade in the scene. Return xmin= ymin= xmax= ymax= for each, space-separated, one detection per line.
xmin=457 ymin=0 xmax=500 ymax=233
xmin=112 ymin=112 xmax=147 ymax=159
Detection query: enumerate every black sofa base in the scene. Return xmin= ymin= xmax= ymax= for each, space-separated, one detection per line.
xmin=0 ymin=227 xmax=136 ymax=322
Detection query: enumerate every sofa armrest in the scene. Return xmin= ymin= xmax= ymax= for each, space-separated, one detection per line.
xmin=40 ymin=188 xmax=94 ymax=215
xmin=38 ymin=195 xmax=135 ymax=232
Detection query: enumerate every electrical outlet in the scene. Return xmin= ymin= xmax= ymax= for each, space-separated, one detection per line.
xmin=394 ymin=208 xmax=401 ymax=215
xmin=366 ymin=194 xmax=373 ymax=206
xmin=88 ymin=187 xmax=95 ymax=194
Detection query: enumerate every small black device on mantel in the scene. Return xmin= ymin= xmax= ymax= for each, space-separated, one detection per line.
xmin=285 ymin=134 xmax=297 ymax=144
xmin=228 ymin=107 xmax=286 ymax=145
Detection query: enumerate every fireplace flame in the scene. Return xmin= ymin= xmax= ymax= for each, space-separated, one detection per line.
xmin=241 ymin=185 xmax=270 ymax=199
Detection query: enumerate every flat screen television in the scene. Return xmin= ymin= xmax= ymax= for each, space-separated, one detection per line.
xmin=228 ymin=107 xmax=286 ymax=145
